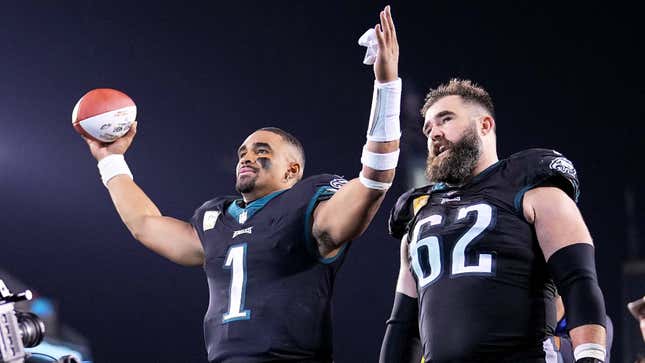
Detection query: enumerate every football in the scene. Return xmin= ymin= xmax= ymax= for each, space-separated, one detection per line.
xmin=72 ymin=88 xmax=137 ymax=143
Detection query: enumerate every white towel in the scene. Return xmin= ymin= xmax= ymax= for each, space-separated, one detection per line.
xmin=358 ymin=28 xmax=379 ymax=65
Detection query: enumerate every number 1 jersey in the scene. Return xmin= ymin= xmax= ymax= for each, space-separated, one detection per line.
xmin=191 ymin=174 xmax=349 ymax=363
xmin=389 ymin=149 xmax=581 ymax=362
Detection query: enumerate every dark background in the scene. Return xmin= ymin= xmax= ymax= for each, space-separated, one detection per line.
xmin=1 ymin=1 xmax=643 ymax=362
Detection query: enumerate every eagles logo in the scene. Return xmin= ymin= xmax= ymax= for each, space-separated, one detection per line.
xmin=549 ymin=157 xmax=576 ymax=177
xmin=329 ymin=177 xmax=348 ymax=189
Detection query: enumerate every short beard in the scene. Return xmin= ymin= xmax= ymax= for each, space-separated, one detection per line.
xmin=235 ymin=175 xmax=257 ymax=194
xmin=426 ymin=125 xmax=481 ymax=185
xmin=235 ymin=157 xmax=271 ymax=194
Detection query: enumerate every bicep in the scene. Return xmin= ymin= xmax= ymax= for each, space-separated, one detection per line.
xmin=523 ymin=187 xmax=593 ymax=261
xmin=312 ymin=179 xmax=385 ymax=245
xmin=136 ymin=215 xmax=204 ymax=266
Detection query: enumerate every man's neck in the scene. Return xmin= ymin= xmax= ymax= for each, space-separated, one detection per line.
xmin=472 ymin=151 xmax=499 ymax=177
xmin=241 ymin=191 xmax=268 ymax=205
xmin=241 ymin=186 xmax=288 ymax=205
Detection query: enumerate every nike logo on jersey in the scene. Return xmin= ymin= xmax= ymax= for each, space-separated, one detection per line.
xmin=233 ymin=227 xmax=253 ymax=238
xmin=203 ymin=211 xmax=220 ymax=231
xmin=440 ymin=196 xmax=461 ymax=204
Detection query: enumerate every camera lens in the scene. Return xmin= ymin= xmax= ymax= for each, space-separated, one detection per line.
xmin=16 ymin=311 xmax=46 ymax=347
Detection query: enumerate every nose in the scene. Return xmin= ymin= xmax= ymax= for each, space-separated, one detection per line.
xmin=429 ymin=125 xmax=443 ymax=141
xmin=239 ymin=154 xmax=255 ymax=167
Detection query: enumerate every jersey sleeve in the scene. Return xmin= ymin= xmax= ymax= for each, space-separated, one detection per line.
xmin=511 ymin=149 xmax=581 ymax=212
xmin=388 ymin=186 xmax=432 ymax=240
xmin=300 ymin=174 xmax=350 ymax=264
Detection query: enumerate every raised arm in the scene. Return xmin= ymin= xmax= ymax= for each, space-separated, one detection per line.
xmin=312 ymin=5 xmax=400 ymax=257
xmin=524 ymin=186 xmax=607 ymax=362
xmin=83 ymin=122 xmax=204 ymax=266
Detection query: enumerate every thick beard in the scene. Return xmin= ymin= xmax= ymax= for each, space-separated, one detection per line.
xmin=426 ymin=125 xmax=481 ymax=185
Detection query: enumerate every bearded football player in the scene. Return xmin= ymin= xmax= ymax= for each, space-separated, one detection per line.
xmin=379 ymin=79 xmax=607 ymax=363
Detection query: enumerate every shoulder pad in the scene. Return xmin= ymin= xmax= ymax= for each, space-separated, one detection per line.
xmin=508 ymin=148 xmax=580 ymax=204
xmin=388 ymin=185 xmax=432 ymax=240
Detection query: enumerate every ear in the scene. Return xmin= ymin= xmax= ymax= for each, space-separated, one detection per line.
xmin=284 ymin=162 xmax=301 ymax=182
xmin=480 ymin=116 xmax=495 ymax=136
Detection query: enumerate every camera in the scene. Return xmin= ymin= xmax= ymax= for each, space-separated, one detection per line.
xmin=0 ymin=279 xmax=79 ymax=363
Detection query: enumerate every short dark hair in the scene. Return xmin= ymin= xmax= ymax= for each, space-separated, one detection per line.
xmin=257 ymin=127 xmax=306 ymax=169
xmin=420 ymin=79 xmax=495 ymax=119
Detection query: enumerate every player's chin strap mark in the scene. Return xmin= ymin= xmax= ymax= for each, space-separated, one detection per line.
xmin=360 ymin=78 xmax=401 ymax=190
xmin=98 ymin=154 xmax=133 ymax=187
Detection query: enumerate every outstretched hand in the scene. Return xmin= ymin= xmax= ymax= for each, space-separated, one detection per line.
xmin=83 ymin=121 xmax=138 ymax=161
xmin=373 ymin=5 xmax=399 ymax=83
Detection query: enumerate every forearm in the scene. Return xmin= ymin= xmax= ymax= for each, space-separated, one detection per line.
xmin=362 ymin=139 xmax=399 ymax=182
xmin=106 ymin=175 xmax=203 ymax=265
xmin=570 ymin=324 xmax=606 ymax=350
xmin=379 ymin=292 xmax=421 ymax=363
xmin=106 ymin=174 xmax=162 ymax=237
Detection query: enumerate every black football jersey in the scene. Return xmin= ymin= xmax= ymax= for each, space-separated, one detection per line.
xmin=191 ymin=174 xmax=349 ymax=363
xmin=389 ymin=149 xmax=580 ymax=362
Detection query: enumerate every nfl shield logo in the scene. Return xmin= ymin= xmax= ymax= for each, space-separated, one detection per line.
xmin=239 ymin=211 xmax=248 ymax=224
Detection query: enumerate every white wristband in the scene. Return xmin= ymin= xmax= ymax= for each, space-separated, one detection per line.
xmin=366 ymin=78 xmax=402 ymax=142
xmin=361 ymin=145 xmax=400 ymax=170
xmin=97 ymin=154 xmax=133 ymax=187
xmin=358 ymin=171 xmax=392 ymax=190
xmin=573 ymin=343 xmax=606 ymax=361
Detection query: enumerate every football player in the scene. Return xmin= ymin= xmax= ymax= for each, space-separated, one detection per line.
xmin=81 ymin=6 xmax=400 ymax=362
xmin=380 ymin=79 xmax=607 ymax=363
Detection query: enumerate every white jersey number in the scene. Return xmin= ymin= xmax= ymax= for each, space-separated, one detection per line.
xmin=410 ymin=203 xmax=494 ymax=288
xmin=222 ymin=243 xmax=251 ymax=323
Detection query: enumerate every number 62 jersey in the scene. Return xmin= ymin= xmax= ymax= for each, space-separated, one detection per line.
xmin=389 ymin=149 xmax=580 ymax=362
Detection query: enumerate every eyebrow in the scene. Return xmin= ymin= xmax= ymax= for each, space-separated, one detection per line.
xmin=237 ymin=142 xmax=273 ymax=156
xmin=253 ymin=142 xmax=272 ymax=151
xmin=433 ymin=110 xmax=456 ymax=119
xmin=423 ymin=110 xmax=457 ymax=135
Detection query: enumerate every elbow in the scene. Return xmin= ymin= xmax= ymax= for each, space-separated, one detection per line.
xmin=125 ymin=216 xmax=149 ymax=242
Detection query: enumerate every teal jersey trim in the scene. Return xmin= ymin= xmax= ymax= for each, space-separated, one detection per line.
xmin=227 ymin=189 xmax=287 ymax=224
xmin=514 ymin=183 xmax=537 ymax=215
xmin=303 ymin=185 xmax=347 ymax=264
xmin=431 ymin=182 xmax=447 ymax=192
